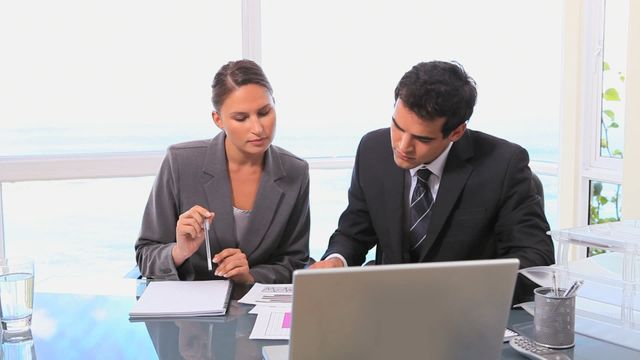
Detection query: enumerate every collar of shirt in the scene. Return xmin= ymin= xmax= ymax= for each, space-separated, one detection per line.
xmin=409 ymin=142 xmax=453 ymax=180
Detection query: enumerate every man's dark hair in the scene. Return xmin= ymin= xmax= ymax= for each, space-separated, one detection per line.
xmin=211 ymin=59 xmax=273 ymax=112
xmin=394 ymin=61 xmax=477 ymax=137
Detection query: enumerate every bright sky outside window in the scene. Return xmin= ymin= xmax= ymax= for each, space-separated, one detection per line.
xmin=0 ymin=1 xmax=241 ymax=157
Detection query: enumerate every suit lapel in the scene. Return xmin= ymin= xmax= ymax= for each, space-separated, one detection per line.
xmin=243 ymin=146 xmax=285 ymax=257
xmin=203 ymin=133 xmax=237 ymax=252
xmin=416 ymin=131 xmax=474 ymax=261
xmin=382 ymin=152 xmax=408 ymax=264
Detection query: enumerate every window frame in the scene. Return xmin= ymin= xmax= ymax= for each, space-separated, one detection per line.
xmin=570 ymin=0 xmax=624 ymax=234
xmin=581 ymin=0 xmax=624 ymax=179
xmin=559 ymin=0 xmax=636 ymax=262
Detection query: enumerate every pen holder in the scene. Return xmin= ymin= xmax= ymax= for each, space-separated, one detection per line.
xmin=533 ymin=287 xmax=576 ymax=349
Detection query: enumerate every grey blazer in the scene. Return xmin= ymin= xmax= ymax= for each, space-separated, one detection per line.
xmin=135 ymin=132 xmax=310 ymax=283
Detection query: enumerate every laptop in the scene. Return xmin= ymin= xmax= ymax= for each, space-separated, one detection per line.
xmin=262 ymin=258 xmax=519 ymax=360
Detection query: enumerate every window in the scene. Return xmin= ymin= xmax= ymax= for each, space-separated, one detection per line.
xmin=589 ymin=181 xmax=623 ymax=225
xmin=262 ymin=0 xmax=562 ymax=163
xmin=308 ymin=169 xmax=350 ymax=260
xmin=588 ymin=180 xmax=623 ymax=256
xmin=262 ymin=0 xmax=562 ymax=258
xmin=568 ymin=0 xmax=630 ymax=259
xmin=582 ymin=0 xmax=628 ymax=229
xmin=600 ymin=0 xmax=629 ymax=159
xmin=2 ymin=177 xmax=154 ymax=277
xmin=1 ymin=1 xmax=565 ymax=276
xmin=0 ymin=1 xmax=241 ymax=157
xmin=0 ymin=1 xmax=241 ymax=275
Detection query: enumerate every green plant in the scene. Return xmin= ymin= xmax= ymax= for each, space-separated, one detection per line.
xmin=600 ymin=61 xmax=625 ymax=158
xmin=589 ymin=181 xmax=621 ymax=256
xmin=588 ymin=61 xmax=624 ymax=257
xmin=589 ymin=181 xmax=621 ymax=223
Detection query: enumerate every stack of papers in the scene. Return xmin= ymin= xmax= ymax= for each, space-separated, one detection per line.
xmin=239 ymin=283 xmax=293 ymax=340
xmin=129 ymin=280 xmax=232 ymax=319
xmin=239 ymin=283 xmax=293 ymax=307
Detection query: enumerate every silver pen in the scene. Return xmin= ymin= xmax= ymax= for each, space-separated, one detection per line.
xmin=204 ymin=219 xmax=213 ymax=271
xmin=563 ymin=280 xmax=584 ymax=297
xmin=552 ymin=271 xmax=559 ymax=296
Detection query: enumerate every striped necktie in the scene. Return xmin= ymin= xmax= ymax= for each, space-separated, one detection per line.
xmin=409 ymin=168 xmax=433 ymax=260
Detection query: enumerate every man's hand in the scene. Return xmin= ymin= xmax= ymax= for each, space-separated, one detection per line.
xmin=309 ymin=257 xmax=344 ymax=269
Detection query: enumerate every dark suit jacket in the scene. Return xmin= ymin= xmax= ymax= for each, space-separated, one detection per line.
xmin=136 ymin=132 xmax=310 ymax=283
xmin=323 ymin=128 xmax=554 ymax=302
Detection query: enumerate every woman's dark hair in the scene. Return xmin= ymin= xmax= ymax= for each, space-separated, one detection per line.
xmin=211 ymin=59 xmax=273 ymax=112
xmin=394 ymin=61 xmax=477 ymax=137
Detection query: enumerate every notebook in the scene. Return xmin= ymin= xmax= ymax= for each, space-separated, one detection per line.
xmin=129 ymin=280 xmax=232 ymax=319
xmin=262 ymin=259 xmax=519 ymax=360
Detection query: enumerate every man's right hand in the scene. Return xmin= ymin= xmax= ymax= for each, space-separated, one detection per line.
xmin=309 ymin=257 xmax=345 ymax=269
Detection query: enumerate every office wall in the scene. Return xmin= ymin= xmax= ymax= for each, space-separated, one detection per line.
xmin=558 ymin=0 xmax=584 ymax=228
xmin=622 ymin=0 xmax=640 ymax=218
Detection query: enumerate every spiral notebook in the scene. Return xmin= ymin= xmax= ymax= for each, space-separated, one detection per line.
xmin=129 ymin=280 xmax=232 ymax=319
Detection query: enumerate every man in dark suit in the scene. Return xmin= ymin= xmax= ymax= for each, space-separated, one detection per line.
xmin=311 ymin=61 xmax=554 ymax=302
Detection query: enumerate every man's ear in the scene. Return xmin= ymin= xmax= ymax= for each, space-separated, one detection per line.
xmin=448 ymin=122 xmax=467 ymax=142
xmin=212 ymin=111 xmax=223 ymax=129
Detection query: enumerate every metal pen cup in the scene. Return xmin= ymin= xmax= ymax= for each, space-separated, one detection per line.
xmin=533 ymin=287 xmax=576 ymax=349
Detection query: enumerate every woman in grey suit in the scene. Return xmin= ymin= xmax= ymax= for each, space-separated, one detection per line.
xmin=135 ymin=60 xmax=310 ymax=284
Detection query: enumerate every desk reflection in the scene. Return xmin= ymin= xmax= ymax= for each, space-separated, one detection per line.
xmin=176 ymin=321 xmax=215 ymax=359
xmin=143 ymin=304 xmax=261 ymax=360
xmin=1 ymin=330 xmax=37 ymax=360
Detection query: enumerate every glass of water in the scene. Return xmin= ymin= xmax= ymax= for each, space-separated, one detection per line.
xmin=0 ymin=258 xmax=34 ymax=333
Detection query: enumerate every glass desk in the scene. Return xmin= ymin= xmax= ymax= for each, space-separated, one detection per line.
xmin=8 ymin=278 xmax=640 ymax=359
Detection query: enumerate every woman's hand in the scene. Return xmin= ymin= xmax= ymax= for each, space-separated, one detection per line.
xmin=172 ymin=205 xmax=214 ymax=267
xmin=213 ymin=248 xmax=255 ymax=284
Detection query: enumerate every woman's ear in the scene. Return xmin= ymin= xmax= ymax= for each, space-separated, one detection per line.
xmin=212 ymin=111 xmax=223 ymax=129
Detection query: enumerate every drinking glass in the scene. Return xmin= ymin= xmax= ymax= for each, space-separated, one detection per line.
xmin=0 ymin=258 xmax=34 ymax=333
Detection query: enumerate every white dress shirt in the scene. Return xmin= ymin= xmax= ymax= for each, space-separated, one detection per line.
xmin=408 ymin=142 xmax=452 ymax=204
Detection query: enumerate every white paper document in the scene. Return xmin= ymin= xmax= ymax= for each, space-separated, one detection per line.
xmin=239 ymin=283 xmax=292 ymax=308
xmin=249 ymin=308 xmax=292 ymax=340
xmin=129 ymin=280 xmax=232 ymax=319
xmin=249 ymin=304 xmax=292 ymax=314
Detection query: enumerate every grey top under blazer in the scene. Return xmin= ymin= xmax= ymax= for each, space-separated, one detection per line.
xmin=135 ymin=132 xmax=310 ymax=283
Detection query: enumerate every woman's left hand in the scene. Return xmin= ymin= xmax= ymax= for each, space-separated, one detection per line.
xmin=213 ymin=248 xmax=255 ymax=284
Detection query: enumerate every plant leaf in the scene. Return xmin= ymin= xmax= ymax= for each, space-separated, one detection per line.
xmin=603 ymin=62 xmax=610 ymax=71
xmin=610 ymin=122 xmax=619 ymax=128
xmin=603 ymin=109 xmax=615 ymax=120
xmin=604 ymin=88 xmax=621 ymax=101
